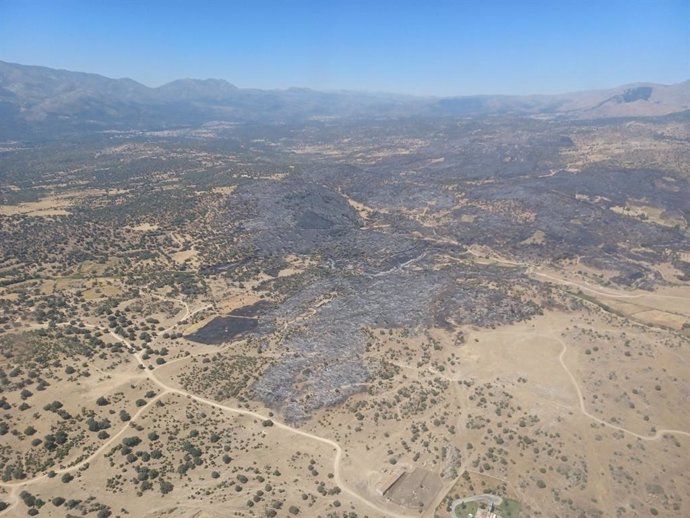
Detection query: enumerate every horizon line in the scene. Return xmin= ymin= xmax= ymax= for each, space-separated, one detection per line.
xmin=1 ymin=58 xmax=688 ymax=99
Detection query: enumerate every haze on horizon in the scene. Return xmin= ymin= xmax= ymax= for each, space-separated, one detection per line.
xmin=1 ymin=0 xmax=689 ymax=97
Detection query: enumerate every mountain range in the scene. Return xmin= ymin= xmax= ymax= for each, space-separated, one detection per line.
xmin=1 ymin=60 xmax=689 ymax=138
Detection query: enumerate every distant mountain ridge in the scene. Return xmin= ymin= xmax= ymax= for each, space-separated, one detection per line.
xmin=0 ymin=60 xmax=688 ymax=138
xmin=155 ymin=78 xmax=239 ymax=101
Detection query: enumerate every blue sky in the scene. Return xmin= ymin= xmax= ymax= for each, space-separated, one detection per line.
xmin=1 ymin=0 xmax=688 ymax=96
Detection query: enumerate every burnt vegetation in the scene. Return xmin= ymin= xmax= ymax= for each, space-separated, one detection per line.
xmin=1 ymin=99 xmax=689 ymax=517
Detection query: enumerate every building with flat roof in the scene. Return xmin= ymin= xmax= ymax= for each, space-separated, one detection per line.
xmin=375 ymin=467 xmax=406 ymax=496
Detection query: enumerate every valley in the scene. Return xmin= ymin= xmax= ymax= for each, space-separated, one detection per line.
xmin=1 ymin=65 xmax=689 ymax=518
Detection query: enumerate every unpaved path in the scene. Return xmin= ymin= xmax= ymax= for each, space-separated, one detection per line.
xmin=465 ymin=245 xmax=689 ymax=303
xmin=0 ymin=392 xmax=167 ymax=515
xmin=555 ymin=334 xmax=690 ymax=440
xmin=3 ymin=286 xmax=688 ymax=516
xmin=534 ymin=271 xmax=690 ymax=301
xmin=0 ymin=297 xmax=412 ymax=518
xmin=389 ymin=331 xmax=690 ymax=442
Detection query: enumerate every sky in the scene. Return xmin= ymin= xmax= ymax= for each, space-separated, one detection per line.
xmin=0 ymin=0 xmax=688 ymax=96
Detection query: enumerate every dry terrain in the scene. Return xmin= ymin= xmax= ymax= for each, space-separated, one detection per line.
xmin=1 ymin=110 xmax=689 ymax=518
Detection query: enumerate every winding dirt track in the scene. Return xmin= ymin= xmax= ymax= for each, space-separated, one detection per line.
xmin=2 ymin=282 xmax=688 ymax=516
xmin=467 ymin=244 xmax=690 ymax=303
xmin=125 ymin=302 xmax=415 ymax=518
xmin=390 ymin=332 xmax=690 ymax=443
xmin=555 ymin=334 xmax=690 ymax=441
xmin=141 ymin=370 xmax=409 ymax=517
xmin=534 ymin=271 xmax=690 ymax=302
xmin=0 ymin=392 xmax=169 ymax=514
xmin=0 ymin=392 xmax=167 ymax=489
xmin=483 ymin=329 xmax=690 ymax=441
xmin=0 ymin=298 xmax=412 ymax=518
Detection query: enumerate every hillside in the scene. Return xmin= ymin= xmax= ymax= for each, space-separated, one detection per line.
xmin=1 ymin=60 xmax=689 ymax=139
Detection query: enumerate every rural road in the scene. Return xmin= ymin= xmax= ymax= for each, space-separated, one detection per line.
xmin=0 ymin=296 xmax=413 ymax=518
xmin=467 ymin=244 xmax=689 ymax=303
xmin=555 ymin=335 xmax=690 ymax=441
xmin=533 ymin=271 xmax=690 ymax=301
xmin=2 ymin=281 xmax=689 ymax=516
xmin=122 ymin=299 xmax=415 ymax=518
xmin=486 ymin=329 xmax=690 ymax=442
